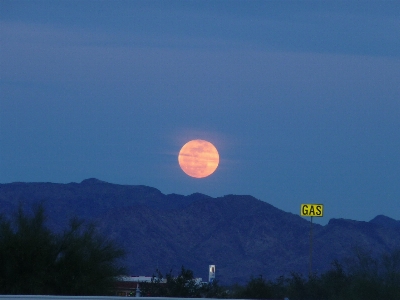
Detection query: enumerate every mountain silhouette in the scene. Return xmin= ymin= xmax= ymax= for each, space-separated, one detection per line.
xmin=1 ymin=178 xmax=399 ymax=284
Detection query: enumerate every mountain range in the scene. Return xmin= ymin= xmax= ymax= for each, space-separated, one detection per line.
xmin=1 ymin=178 xmax=400 ymax=284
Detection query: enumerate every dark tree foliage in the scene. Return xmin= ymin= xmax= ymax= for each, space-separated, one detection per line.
xmin=164 ymin=266 xmax=202 ymax=297
xmin=139 ymin=249 xmax=400 ymax=300
xmin=342 ymin=247 xmax=400 ymax=300
xmin=319 ymin=260 xmax=349 ymax=299
xmin=228 ymin=248 xmax=400 ymax=300
xmin=200 ymin=279 xmax=229 ymax=299
xmin=0 ymin=205 xmax=56 ymax=294
xmin=0 ymin=205 xmax=125 ymax=295
xmin=272 ymin=249 xmax=400 ymax=300
xmin=140 ymin=266 xmax=201 ymax=297
xmin=232 ymin=276 xmax=274 ymax=299
xmin=381 ymin=248 xmax=400 ymax=299
xmin=140 ymin=266 xmax=228 ymax=298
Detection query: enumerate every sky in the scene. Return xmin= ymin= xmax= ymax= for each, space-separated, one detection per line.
xmin=1 ymin=0 xmax=399 ymax=225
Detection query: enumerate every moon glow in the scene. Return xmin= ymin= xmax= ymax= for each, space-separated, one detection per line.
xmin=178 ymin=140 xmax=219 ymax=178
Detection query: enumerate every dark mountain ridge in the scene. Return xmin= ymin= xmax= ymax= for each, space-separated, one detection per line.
xmin=0 ymin=178 xmax=200 ymax=230
xmin=1 ymin=178 xmax=399 ymax=284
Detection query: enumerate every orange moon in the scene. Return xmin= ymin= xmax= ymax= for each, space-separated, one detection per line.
xmin=178 ymin=139 xmax=219 ymax=178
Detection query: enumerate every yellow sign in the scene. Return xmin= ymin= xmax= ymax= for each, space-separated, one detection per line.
xmin=301 ymin=204 xmax=324 ymax=217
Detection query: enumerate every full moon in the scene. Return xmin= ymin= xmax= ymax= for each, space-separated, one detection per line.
xmin=178 ymin=139 xmax=219 ymax=178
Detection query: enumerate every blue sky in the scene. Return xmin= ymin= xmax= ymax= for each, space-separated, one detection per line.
xmin=1 ymin=0 xmax=399 ymax=225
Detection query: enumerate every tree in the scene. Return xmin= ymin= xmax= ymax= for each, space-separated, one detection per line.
xmin=344 ymin=247 xmax=400 ymax=300
xmin=164 ymin=266 xmax=201 ymax=297
xmin=319 ymin=260 xmax=349 ymax=300
xmin=0 ymin=205 xmax=57 ymax=294
xmin=140 ymin=266 xmax=229 ymax=298
xmin=0 ymin=204 xmax=125 ymax=295
xmin=233 ymin=276 xmax=274 ymax=299
xmin=281 ymin=248 xmax=400 ymax=300
xmin=140 ymin=267 xmax=194 ymax=297
xmin=138 ymin=269 xmax=166 ymax=297
xmin=200 ymin=279 xmax=229 ymax=298
xmin=381 ymin=248 xmax=400 ymax=299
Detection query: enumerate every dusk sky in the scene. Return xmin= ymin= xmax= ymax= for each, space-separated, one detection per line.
xmin=1 ymin=0 xmax=399 ymax=225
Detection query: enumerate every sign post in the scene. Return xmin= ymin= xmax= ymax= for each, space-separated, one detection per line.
xmin=209 ymin=265 xmax=215 ymax=283
xmin=300 ymin=204 xmax=324 ymax=276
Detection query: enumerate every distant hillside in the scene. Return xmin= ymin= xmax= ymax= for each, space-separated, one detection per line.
xmin=0 ymin=178 xmax=199 ymax=231
xmin=1 ymin=178 xmax=400 ymax=284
